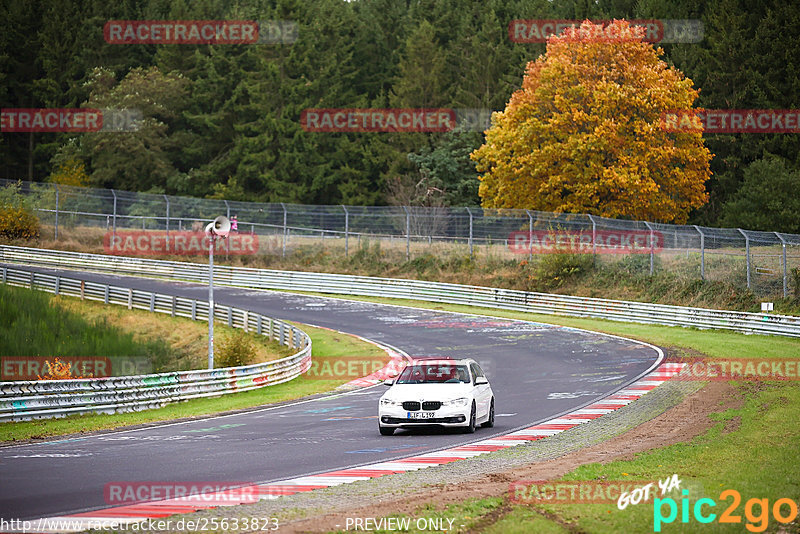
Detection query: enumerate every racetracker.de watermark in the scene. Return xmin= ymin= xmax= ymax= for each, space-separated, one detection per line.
xmin=508 ymin=19 xmax=703 ymax=43
xmin=304 ymin=356 xmax=389 ymax=380
xmin=0 ymin=356 xmax=152 ymax=380
xmin=301 ymin=108 xmax=496 ymax=133
xmin=674 ymin=358 xmax=800 ymax=381
xmin=103 ymin=481 xmax=259 ymax=505
xmin=508 ymin=230 xmax=663 ymax=254
xmin=510 ymin=479 xmax=656 ymax=504
xmin=660 ymin=109 xmax=800 ymax=133
xmin=1 ymin=108 xmax=141 ymax=132
xmin=104 ymin=20 xmax=297 ymax=44
xmin=103 ymin=231 xmax=259 ymax=256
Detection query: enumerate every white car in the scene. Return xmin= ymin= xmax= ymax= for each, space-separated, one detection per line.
xmin=378 ymin=357 xmax=495 ymax=436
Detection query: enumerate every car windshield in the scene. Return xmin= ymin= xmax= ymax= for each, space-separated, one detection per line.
xmin=396 ymin=364 xmax=470 ymax=384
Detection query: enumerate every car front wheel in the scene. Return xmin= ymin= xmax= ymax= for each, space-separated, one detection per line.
xmin=379 ymin=425 xmax=394 ymax=436
xmin=463 ymin=402 xmax=476 ymax=433
xmin=481 ymin=398 xmax=495 ymax=428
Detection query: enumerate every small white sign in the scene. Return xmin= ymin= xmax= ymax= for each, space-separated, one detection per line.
xmin=761 ymin=302 xmax=774 ymax=312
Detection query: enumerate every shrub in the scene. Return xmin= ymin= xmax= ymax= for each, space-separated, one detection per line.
xmin=0 ymin=205 xmax=40 ymax=240
xmin=535 ymin=251 xmax=594 ymax=288
xmin=216 ymin=329 xmax=257 ymax=368
xmin=0 ymin=182 xmax=41 ymax=240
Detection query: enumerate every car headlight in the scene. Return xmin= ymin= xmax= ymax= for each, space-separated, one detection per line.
xmin=443 ymin=397 xmax=469 ymax=407
xmin=380 ymin=398 xmax=398 ymax=406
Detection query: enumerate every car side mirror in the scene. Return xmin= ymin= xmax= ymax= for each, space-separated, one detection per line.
xmin=474 ymin=377 xmax=489 ymax=385
xmin=383 ymin=379 xmax=394 ymax=386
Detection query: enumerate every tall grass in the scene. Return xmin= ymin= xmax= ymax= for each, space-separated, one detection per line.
xmin=0 ymin=283 xmax=173 ymax=360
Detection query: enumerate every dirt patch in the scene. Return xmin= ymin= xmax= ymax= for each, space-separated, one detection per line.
xmin=282 ymin=381 xmax=743 ymax=533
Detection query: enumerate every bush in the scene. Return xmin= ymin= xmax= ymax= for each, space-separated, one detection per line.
xmin=0 ymin=182 xmax=41 ymax=240
xmin=792 ymin=268 xmax=800 ymax=303
xmin=0 ymin=205 xmax=40 ymax=240
xmin=535 ymin=251 xmax=594 ymax=288
xmin=617 ymin=253 xmax=656 ymax=274
xmin=216 ymin=329 xmax=257 ymax=368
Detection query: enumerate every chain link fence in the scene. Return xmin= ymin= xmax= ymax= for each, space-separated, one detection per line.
xmin=3 ymin=178 xmax=799 ymax=298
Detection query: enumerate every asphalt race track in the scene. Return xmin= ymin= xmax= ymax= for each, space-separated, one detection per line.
xmin=0 ymin=266 xmax=662 ymax=521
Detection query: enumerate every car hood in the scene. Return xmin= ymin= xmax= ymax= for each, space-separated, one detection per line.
xmin=382 ymin=383 xmax=473 ymax=401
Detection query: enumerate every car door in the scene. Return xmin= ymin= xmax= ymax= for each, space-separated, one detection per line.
xmin=470 ymin=362 xmax=491 ymax=418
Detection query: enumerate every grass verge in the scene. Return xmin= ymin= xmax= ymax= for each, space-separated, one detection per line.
xmin=0 ymin=283 xmax=297 ymax=374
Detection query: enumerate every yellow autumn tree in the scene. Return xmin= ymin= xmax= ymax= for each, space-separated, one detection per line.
xmin=49 ymin=158 xmax=90 ymax=187
xmin=471 ymin=20 xmax=711 ymax=223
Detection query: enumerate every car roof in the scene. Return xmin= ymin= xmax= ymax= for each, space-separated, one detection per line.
xmin=408 ymin=357 xmax=474 ymax=365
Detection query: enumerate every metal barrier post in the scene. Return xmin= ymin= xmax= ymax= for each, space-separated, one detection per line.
xmin=281 ymin=202 xmax=287 ymax=258
xmin=526 ymin=210 xmax=533 ymax=262
xmin=466 ymin=207 xmax=474 ymax=258
xmin=224 ymin=200 xmax=230 ymax=256
xmin=588 ymin=214 xmax=597 ymax=265
xmin=776 ymin=233 xmax=788 ymax=298
xmin=403 ymin=206 xmax=410 ymax=260
xmin=111 ymin=189 xmax=117 ymax=241
xmin=644 ymin=221 xmax=655 ymax=275
xmin=342 ymin=205 xmax=349 ymax=257
xmin=738 ymin=229 xmax=751 ymax=289
xmin=694 ymin=225 xmax=705 ymax=280
xmin=164 ymin=195 xmax=170 ymax=252
xmin=54 ymin=185 xmax=59 ymax=240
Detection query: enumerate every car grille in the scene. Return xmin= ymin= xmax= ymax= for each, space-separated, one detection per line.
xmin=402 ymin=401 xmax=421 ymax=411
xmin=422 ymin=401 xmax=442 ymax=411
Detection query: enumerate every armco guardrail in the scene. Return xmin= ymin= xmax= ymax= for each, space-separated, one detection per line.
xmin=0 ymin=265 xmax=311 ymax=422
xmin=2 ymin=246 xmax=799 ymax=338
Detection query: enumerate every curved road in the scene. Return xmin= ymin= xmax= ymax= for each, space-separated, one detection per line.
xmin=0 ymin=266 xmax=661 ymax=521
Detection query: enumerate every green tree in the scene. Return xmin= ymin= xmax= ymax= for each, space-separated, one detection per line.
xmin=720 ymin=155 xmax=800 ymax=234
xmin=81 ymin=66 xmax=189 ymax=191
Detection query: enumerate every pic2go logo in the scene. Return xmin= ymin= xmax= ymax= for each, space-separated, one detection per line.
xmin=654 ymin=489 xmax=798 ymax=532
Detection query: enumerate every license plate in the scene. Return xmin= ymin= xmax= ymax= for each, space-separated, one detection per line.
xmin=408 ymin=411 xmax=436 ymax=419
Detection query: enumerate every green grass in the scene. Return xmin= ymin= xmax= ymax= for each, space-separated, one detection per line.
xmin=0 ymin=283 xmax=299 ymax=376
xmin=0 ymin=282 xmax=174 ymax=362
xmin=0 ymin=312 xmax=389 ymax=442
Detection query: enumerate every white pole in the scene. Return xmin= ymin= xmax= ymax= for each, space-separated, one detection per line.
xmin=208 ymin=235 xmax=215 ymax=370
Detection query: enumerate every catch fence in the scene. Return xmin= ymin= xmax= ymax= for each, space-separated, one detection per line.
xmin=3 ymin=178 xmax=799 ymax=298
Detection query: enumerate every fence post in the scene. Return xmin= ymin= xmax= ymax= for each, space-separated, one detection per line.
xmin=342 ymin=204 xmax=349 ymax=257
xmin=223 ymin=200 xmax=230 ymax=256
xmin=526 ymin=210 xmax=534 ymax=262
xmin=738 ymin=229 xmax=751 ymax=289
xmin=111 ymin=189 xmax=117 ymax=242
xmin=466 ymin=207 xmax=474 ymax=258
xmin=281 ymin=202 xmax=287 ymax=258
xmin=54 ymin=185 xmax=59 ymax=240
xmin=776 ymin=232 xmax=788 ymax=298
xmin=693 ymin=225 xmax=705 ymax=280
xmin=587 ymin=214 xmax=597 ymax=266
xmin=644 ymin=221 xmax=655 ymax=275
xmin=402 ymin=206 xmax=410 ymax=261
xmin=164 ymin=195 xmax=170 ymax=252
